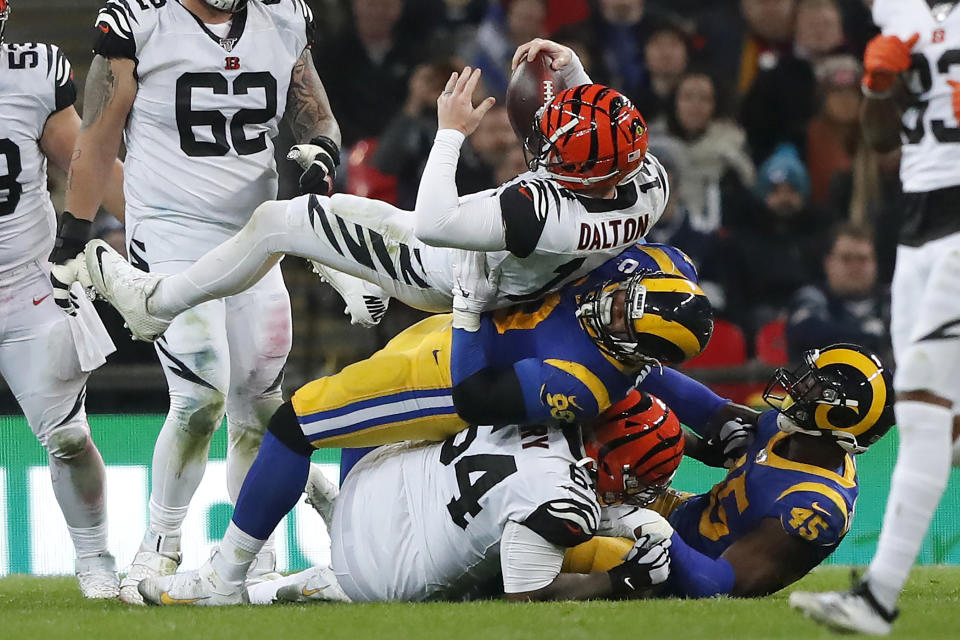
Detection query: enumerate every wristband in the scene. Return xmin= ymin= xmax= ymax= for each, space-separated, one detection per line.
xmin=452 ymin=307 xmax=481 ymax=332
xmin=50 ymin=210 xmax=92 ymax=263
xmin=307 ymin=135 xmax=341 ymax=167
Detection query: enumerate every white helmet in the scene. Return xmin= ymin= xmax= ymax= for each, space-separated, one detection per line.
xmin=202 ymin=0 xmax=247 ymax=13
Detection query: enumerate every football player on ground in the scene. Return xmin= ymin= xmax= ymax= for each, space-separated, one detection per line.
xmin=137 ymin=253 xmax=750 ymax=601
xmin=54 ymin=0 xmax=341 ymax=604
xmin=82 ymin=38 xmax=669 ymax=341
xmin=0 ymin=0 xmax=125 ymax=597
xmin=139 ymin=391 xmax=683 ymax=605
xmin=790 ymin=2 xmax=960 ymax=633
xmin=567 ymin=345 xmax=896 ymax=599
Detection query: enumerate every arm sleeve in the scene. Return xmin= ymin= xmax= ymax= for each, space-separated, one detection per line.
xmin=413 ymin=129 xmax=507 ymax=250
xmin=663 ymin=532 xmax=736 ymax=598
xmin=51 ymin=47 xmax=77 ymax=113
xmin=554 ymin=50 xmax=592 ymax=88
xmin=92 ymin=1 xmax=139 ymax=60
xmin=515 ymin=359 xmax=603 ymax=425
xmin=501 ymin=521 xmax=567 ymax=594
xmin=638 ymin=368 xmax=728 ymax=436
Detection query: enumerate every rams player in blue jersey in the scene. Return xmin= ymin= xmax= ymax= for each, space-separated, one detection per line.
xmin=568 ymin=343 xmax=896 ymax=598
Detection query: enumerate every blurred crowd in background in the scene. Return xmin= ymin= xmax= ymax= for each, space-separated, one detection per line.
xmin=3 ymin=0 xmax=896 ymax=408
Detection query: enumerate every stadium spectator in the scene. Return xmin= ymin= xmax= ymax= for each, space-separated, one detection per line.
xmin=315 ymin=0 xmax=427 ymax=147
xmin=633 ymin=15 xmax=693 ymax=123
xmin=373 ymin=61 xmax=456 ymax=208
xmin=456 ymin=105 xmax=518 ymax=193
xmin=714 ymin=144 xmax=826 ymax=334
xmin=579 ymin=0 xmax=659 ymax=102
xmin=806 ymin=54 xmax=863 ymax=207
xmin=739 ymin=0 xmax=848 ymax=163
xmin=461 ymin=0 xmax=548 ymax=101
xmin=786 ymin=223 xmax=890 ymax=362
xmin=651 ymin=71 xmax=755 ymax=234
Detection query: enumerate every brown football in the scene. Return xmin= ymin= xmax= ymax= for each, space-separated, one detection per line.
xmin=505 ymin=53 xmax=568 ymax=146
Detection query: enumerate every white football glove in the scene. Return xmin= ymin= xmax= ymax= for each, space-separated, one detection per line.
xmin=287 ymin=135 xmax=340 ymax=195
xmin=609 ymin=533 xmax=672 ymax=592
xmin=451 ymin=250 xmax=501 ymax=331
xmin=598 ymin=505 xmax=674 ymax=543
xmin=49 ymin=253 xmax=91 ymax=316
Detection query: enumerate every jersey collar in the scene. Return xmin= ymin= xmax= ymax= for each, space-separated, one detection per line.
xmin=178 ymin=0 xmax=249 ymax=52
xmin=576 ymin=181 xmax=639 ymax=213
xmin=758 ymin=431 xmax=857 ymax=488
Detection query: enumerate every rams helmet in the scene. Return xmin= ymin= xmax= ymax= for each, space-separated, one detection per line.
xmin=0 ymin=0 xmax=10 ymax=43
xmin=576 ymin=272 xmax=713 ymax=367
xmin=202 ymin=0 xmax=247 ymax=13
xmin=763 ymin=343 xmax=895 ymax=454
xmin=527 ymin=84 xmax=648 ymax=192
xmin=585 ymin=390 xmax=685 ymax=506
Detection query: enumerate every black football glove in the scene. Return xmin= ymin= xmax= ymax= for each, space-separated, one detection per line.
xmin=704 ymin=402 xmax=760 ymax=468
xmin=608 ymin=534 xmax=672 ymax=593
xmin=288 ymin=135 xmax=340 ymax=195
xmin=48 ymin=211 xmax=92 ymax=316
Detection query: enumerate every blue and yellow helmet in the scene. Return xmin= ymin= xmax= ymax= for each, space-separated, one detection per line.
xmin=576 ymin=272 xmax=713 ymax=368
xmin=763 ymin=343 xmax=896 ymax=454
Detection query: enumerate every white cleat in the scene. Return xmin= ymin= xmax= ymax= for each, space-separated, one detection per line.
xmin=76 ymin=553 xmax=120 ymax=599
xmin=310 ymin=261 xmax=389 ymax=327
xmin=247 ymin=565 xmax=350 ymax=605
xmin=138 ymin=559 xmax=248 ymax=607
xmin=247 ymin=549 xmax=281 ymax=582
xmin=304 ymin=463 xmax=339 ymax=528
xmin=119 ymin=541 xmax=182 ymax=606
xmin=85 ymin=239 xmax=170 ymax=342
xmin=790 ymin=582 xmax=897 ymax=636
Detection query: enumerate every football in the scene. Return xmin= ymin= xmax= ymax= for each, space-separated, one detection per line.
xmin=505 ymin=52 xmax=568 ymax=146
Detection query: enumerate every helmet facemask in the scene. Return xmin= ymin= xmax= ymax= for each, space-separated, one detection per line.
xmin=576 ymin=276 xmax=655 ymax=368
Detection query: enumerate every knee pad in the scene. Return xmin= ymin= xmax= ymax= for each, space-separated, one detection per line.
xmin=268 ymin=401 xmax=314 ymax=456
xmin=169 ymin=388 xmax=227 ymax=437
xmin=45 ymin=421 xmax=92 ymax=460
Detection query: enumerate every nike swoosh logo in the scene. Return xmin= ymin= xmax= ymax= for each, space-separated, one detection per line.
xmin=432 ymin=349 xmax=441 ymax=364
xmin=32 ymin=294 xmax=50 ymax=306
xmin=301 ymin=587 xmax=321 ymax=597
xmin=623 ymin=577 xmax=634 ymax=590
xmin=99 ymin=24 xmax=109 ymax=33
xmin=95 ymin=245 xmax=108 ymax=277
xmin=159 ymin=591 xmax=208 ymax=605
xmin=810 ymin=502 xmax=831 ymax=516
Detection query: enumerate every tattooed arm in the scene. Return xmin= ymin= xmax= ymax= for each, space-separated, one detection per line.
xmin=284 ymin=48 xmax=341 ymax=145
xmin=64 ymin=55 xmax=137 ymax=222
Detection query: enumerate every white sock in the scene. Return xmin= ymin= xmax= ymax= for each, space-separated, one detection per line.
xmin=147 ymin=498 xmax=190 ymax=538
xmin=865 ymin=401 xmax=953 ymax=612
xmin=69 ymin=523 xmax=109 ymax=559
xmin=213 ymin=522 xmax=265 ymax=586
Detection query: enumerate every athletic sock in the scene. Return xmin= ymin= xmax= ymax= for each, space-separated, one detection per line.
xmin=212 ymin=521 xmax=265 ymax=586
xmin=865 ymin=401 xmax=953 ymax=612
xmin=148 ymin=498 xmax=189 ymax=538
xmin=231 ymin=431 xmax=311 ymax=540
xmin=68 ymin=522 xmax=109 ymax=559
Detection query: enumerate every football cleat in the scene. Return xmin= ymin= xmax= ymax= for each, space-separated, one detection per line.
xmin=247 ymin=565 xmax=350 ymax=605
xmin=138 ymin=559 xmax=248 ymax=607
xmin=119 ymin=530 xmax=182 ymax=605
xmin=75 ymin=552 xmax=119 ymax=599
xmin=304 ymin=463 xmax=339 ymax=528
xmin=311 ymin=261 xmax=389 ymax=327
xmin=85 ymin=239 xmax=170 ymax=342
xmin=790 ymin=580 xmax=898 ymax=636
xmin=246 ymin=549 xmax=281 ymax=582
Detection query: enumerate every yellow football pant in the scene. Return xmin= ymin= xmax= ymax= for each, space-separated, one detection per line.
xmin=291 ymin=314 xmax=470 ymax=448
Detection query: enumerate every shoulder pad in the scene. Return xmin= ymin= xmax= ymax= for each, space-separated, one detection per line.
xmin=1 ymin=44 xmax=76 ymax=113
xmin=499 ymin=178 xmax=565 ymax=258
xmin=776 ymin=485 xmax=850 ymax=547
xmin=261 ymin=0 xmax=316 ymax=47
xmin=93 ymin=0 xmax=160 ymax=60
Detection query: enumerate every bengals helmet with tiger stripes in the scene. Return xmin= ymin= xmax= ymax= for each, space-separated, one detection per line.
xmin=0 ymin=0 xmax=10 ymax=43
xmin=585 ymin=390 xmax=684 ymax=506
xmin=527 ymin=84 xmax=649 ymax=192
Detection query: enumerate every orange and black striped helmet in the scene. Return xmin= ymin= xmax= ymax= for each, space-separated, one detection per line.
xmin=585 ymin=390 xmax=684 ymax=506
xmin=527 ymin=84 xmax=649 ymax=191
xmin=0 ymin=1 xmax=9 ymax=43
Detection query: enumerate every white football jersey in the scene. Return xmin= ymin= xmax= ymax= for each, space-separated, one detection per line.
xmin=330 ymin=425 xmax=600 ymax=602
xmin=419 ymin=153 xmax=669 ymax=305
xmin=93 ymin=0 xmax=312 ymax=253
xmin=0 ymin=42 xmax=75 ymax=272
xmin=874 ymin=0 xmax=960 ymax=193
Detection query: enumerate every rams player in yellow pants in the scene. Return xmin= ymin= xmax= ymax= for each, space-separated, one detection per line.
xmin=564 ymin=344 xmax=897 ymax=599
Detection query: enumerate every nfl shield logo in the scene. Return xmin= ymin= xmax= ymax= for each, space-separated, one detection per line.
xmin=220 ymin=37 xmax=237 ymax=53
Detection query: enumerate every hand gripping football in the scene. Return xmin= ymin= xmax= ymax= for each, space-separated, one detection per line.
xmin=505 ymin=52 xmax=569 ymax=146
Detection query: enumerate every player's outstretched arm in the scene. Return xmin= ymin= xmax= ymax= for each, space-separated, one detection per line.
xmin=64 ymin=55 xmax=136 ymax=223
xmin=859 ymin=32 xmax=917 ymax=152
xmin=41 ymin=105 xmax=125 ymax=222
xmin=284 ymin=49 xmax=342 ymax=195
xmin=861 ymin=95 xmax=903 ymax=153
xmin=510 ymin=38 xmax=592 ymax=87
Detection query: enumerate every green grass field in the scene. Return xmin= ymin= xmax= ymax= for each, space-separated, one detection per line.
xmin=2 ymin=567 xmax=959 ymax=640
